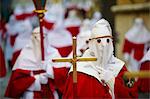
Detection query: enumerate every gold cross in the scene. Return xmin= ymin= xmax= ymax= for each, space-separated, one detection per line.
xmin=52 ymin=36 xmax=97 ymax=83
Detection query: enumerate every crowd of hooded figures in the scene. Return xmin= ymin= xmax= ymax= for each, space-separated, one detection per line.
xmin=0 ymin=1 xmax=150 ymax=99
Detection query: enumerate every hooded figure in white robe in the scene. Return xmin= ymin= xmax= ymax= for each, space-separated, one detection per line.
xmin=123 ymin=18 xmax=150 ymax=71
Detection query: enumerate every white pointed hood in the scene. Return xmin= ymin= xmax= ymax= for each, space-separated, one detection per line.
xmin=70 ymin=18 xmax=124 ymax=77
xmin=125 ymin=18 xmax=150 ymax=44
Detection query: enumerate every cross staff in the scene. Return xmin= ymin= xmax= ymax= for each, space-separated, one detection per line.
xmin=52 ymin=36 xmax=97 ymax=83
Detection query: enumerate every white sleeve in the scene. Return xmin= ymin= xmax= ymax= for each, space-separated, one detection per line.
xmin=107 ymin=78 xmax=115 ymax=99
xmin=45 ymin=62 xmax=54 ymax=79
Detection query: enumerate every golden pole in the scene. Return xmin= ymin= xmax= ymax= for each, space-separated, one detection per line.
xmin=124 ymin=71 xmax=150 ymax=78
xmin=72 ymin=37 xmax=77 ymax=83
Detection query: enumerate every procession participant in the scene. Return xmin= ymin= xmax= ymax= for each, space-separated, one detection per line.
xmin=63 ymin=19 xmax=138 ymax=99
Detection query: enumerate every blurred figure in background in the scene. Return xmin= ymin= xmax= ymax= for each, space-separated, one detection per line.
xmin=43 ymin=0 xmax=65 ymax=32
xmin=24 ymin=4 xmax=38 ymax=28
xmin=90 ymin=11 xmax=102 ymax=26
xmin=47 ymin=28 xmax=73 ymax=58
xmin=77 ymin=19 xmax=92 ymax=56
xmin=6 ymin=5 xmax=33 ymax=68
xmin=137 ymin=49 xmax=150 ymax=98
xmin=64 ymin=9 xmax=81 ymax=37
xmin=123 ymin=18 xmax=150 ymax=72
xmin=44 ymin=1 xmax=73 ymax=58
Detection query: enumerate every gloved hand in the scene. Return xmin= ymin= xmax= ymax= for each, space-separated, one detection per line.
xmin=28 ymin=72 xmax=48 ymax=91
xmin=96 ymin=66 xmax=114 ymax=83
xmin=34 ymin=73 xmax=48 ymax=84
xmin=96 ymin=66 xmax=115 ymax=91
xmin=40 ymin=61 xmax=54 ymax=79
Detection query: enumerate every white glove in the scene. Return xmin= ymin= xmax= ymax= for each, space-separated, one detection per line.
xmin=27 ymin=74 xmax=41 ymax=91
xmin=40 ymin=61 xmax=54 ymax=79
xmin=27 ymin=73 xmax=48 ymax=91
xmin=94 ymin=66 xmax=115 ymax=97
xmin=96 ymin=66 xmax=114 ymax=83
xmin=35 ymin=73 xmax=48 ymax=84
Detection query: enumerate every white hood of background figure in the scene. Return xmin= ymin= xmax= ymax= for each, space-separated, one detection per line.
xmin=125 ymin=18 xmax=150 ymax=44
xmin=13 ymin=27 xmax=42 ymax=71
xmin=77 ymin=19 xmax=92 ymax=56
xmin=13 ymin=27 xmax=62 ymax=71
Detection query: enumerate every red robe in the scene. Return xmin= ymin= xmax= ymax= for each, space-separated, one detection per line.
xmin=55 ymin=46 xmax=72 ymax=57
xmin=66 ymin=26 xmax=80 ymax=37
xmin=5 ymin=69 xmax=54 ymax=99
xmin=137 ymin=61 xmax=150 ymax=93
xmin=15 ymin=12 xmax=35 ymax=20
xmin=43 ymin=19 xmax=54 ymax=30
xmin=62 ymin=66 xmax=138 ymax=99
xmin=10 ymin=34 xmax=18 ymax=47
xmin=123 ymin=39 xmax=145 ymax=61
xmin=11 ymin=50 xmax=21 ymax=68
xmin=53 ymin=67 xmax=70 ymax=93
xmin=0 ymin=46 xmax=6 ymax=77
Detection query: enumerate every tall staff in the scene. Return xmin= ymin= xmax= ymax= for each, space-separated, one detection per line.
xmin=32 ymin=0 xmax=47 ymax=60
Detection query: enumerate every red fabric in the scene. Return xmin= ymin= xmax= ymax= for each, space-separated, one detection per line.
xmin=115 ymin=66 xmax=138 ymax=99
xmin=123 ymin=39 xmax=145 ymax=61
xmin=33 ymin=83 xmax=54 ymax=99
xmin=0 ymin=20 xmax=6 ymax=39
xmin=10 ymin=34 xmax=18 ymax=47
xmin=0 ymin=46 xmax=6 ymax=77
xmin=63 ymin=72 xmax=111 ymax=99
xmin=66 ymin=26 xmax=80 ymax=37
xmin=15 ymin=12 xmax=35 ymax=20
xmin=11 ymin=50 xmax=21 ymax=68
xmin=5 ymin=69 xmax=54 ymax=99
xmin=53 ymin=67 xmax=69 ymax=93
xmin=62 ymin=66 xmax=138 ymax=99
xmin=55 ymin=46 xmax=72 ymax=57
xmin=43 ymin=19 xmax=54 ymax=30
xmin=137 ymin=61 xmax=150 ymax=93
xmin=5 ymin=69 xmax=35 ymax=98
